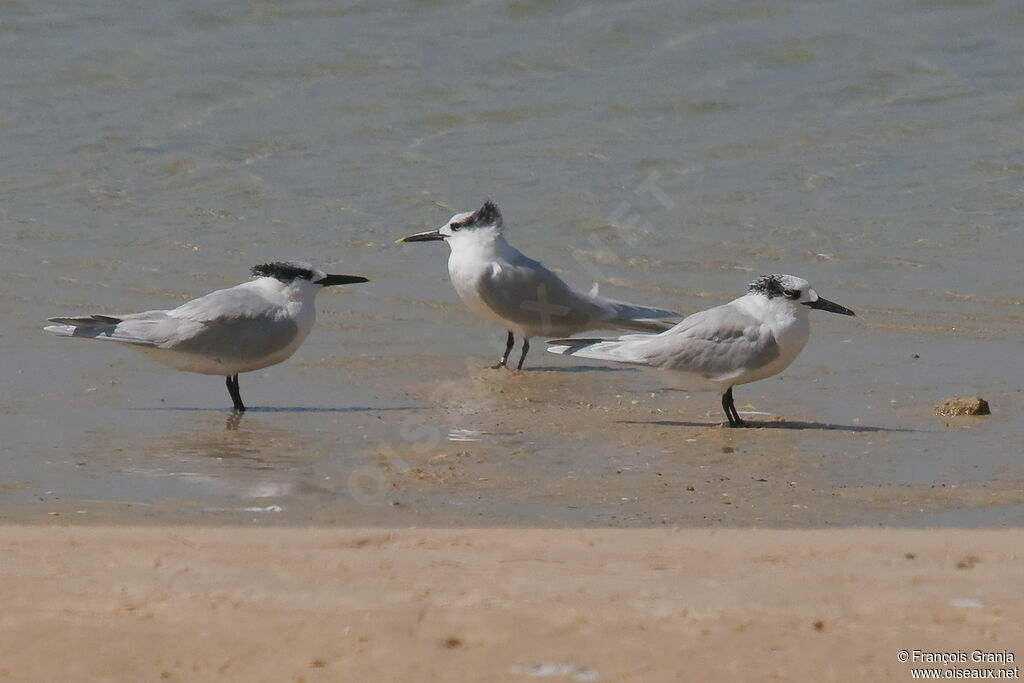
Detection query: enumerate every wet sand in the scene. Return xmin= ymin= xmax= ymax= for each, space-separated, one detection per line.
xmin=1 ymin=526 xmax=1020 ymax=682
xmin=6 ymin=350 xmax=1022 ymax=528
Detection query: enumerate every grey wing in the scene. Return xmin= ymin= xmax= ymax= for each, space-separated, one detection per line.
xmin=172 ymin=286 xmax=278 ymax=323
xmin=476 ymin=258 xmax=597 ymax=335
xmin=167 ymin=313 xmax=299 ymax=361
xmin=166 ymin=288 xmax=299 ymax=358
xmin=641 ymin=305 xmax=780 ymax=382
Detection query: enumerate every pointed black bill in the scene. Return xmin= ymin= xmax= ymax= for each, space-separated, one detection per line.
xmin=805 ymin=297 xmax=856 ymax=317
xmin=396 ymin=229 xmax=444 ymax=243
xmin=314 ymin=274 xmax=369 ymax=287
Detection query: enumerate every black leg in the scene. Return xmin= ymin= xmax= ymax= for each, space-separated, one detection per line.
xmin=515 ymin=338 xmax=530 ymax=370
xmin=721 ymin=387 xmax=744 ymax=427
xmin=226 ymin=374 xmax=245 ymax=412
xmin=493 ymin=330 xmax=515 ymax=369
xmin=729 ymin=390 xmax=744 ymax=426
xmin=729 ymin=403 xmax=743 ymax=427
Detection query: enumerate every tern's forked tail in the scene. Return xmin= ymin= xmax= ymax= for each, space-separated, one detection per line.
xmin=44 ymin=315 xmax=124 ymax=338
xmin=44 ymin=314 xmax=159 ymax=347
xmin=547 ymin=335 xmax=651 ymax=364
xmin=599 ymin=299 xmax=679 ymax=333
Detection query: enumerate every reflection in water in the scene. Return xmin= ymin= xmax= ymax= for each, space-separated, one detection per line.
xmin=146 ymin=412 xmax=311 ymax=465
xmin=126 ymin=405 xmax=416 ymax=435
xmin=448 ymin=428 xmax=485 ymax=442
xmin=226 ymin=410 xmax=244 ymax=431
xmin=93 ymin=411 xmax=334 ymax=507
xmin=78 ymin=404 xmax=419 ymax=513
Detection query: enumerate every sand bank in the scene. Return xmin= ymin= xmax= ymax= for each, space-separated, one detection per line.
xmin=1 ymin=526 xmax=1020 ymax=681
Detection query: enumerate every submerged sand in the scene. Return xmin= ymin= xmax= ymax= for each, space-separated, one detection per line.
xmin=1 ymin=526 xmax=1020 ymax=682
xmin=7 ymin=353 xmax=1022 ymax=529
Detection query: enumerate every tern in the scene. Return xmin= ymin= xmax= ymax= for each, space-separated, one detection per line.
xmin=547 ymin=274 xmax=856 ymax=426
xmin=44 ymin=261 xmax=369 ymax=411
xmin=398 ymin=200 xmax=679 ymax=369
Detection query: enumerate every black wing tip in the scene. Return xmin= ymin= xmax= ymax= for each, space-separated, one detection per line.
xmin=46 ymin=314 xmax=121 ymax=326
xmin=547 ymin=337 xmax=606 ymax=346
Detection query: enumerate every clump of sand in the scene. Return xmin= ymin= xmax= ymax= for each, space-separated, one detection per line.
xmin=934 ymin=396 xmax=991 ymax=416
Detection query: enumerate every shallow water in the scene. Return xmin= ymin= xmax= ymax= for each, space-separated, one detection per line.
xmin=2 ymin=0 xmax=1022 ymax=527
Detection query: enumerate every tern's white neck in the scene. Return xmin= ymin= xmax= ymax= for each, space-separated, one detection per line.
xmin=251 ymin=277 xmax=320 ymax=304
xmin=444 ymin=226 xmax=521 ymax=271
xmin=737 ymin=292 xmax=812 ymax=366
xmin=734 ymin=293 xmax=809 ymax=325
xmin=445 ymin=225 xmax=506 ymax=255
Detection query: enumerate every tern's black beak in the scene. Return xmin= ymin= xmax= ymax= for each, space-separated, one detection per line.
xmin=804 ymin=296 xmax=856 ymax=317
xmin=314 ymin=274 xmax=370 ymax=287
xmin=396 ymin=229 xmax=445 ymax=243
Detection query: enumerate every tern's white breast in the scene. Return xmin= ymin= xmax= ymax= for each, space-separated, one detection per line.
xmin=730 ymin=296 xmax=810 ymax=387
xmin=446 ymin=232 xmax=519 ymax=330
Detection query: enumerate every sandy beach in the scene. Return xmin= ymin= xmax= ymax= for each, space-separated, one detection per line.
xmin=1 ymin=526 xmax=1020 ymax=682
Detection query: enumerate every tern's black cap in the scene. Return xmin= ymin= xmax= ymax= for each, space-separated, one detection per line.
xmin=251 ymin=261 xmax=316 ymax=283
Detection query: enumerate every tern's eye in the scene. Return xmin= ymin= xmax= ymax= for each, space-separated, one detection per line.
xmin=450 ymin=222 xmax=462 ymax=232
xmin=783 ymin=288 xmax=800 ymax=300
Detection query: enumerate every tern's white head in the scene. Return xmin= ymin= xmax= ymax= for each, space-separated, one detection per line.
xmin=397 ymin=200 xmax=504 ymax=249
xmin=746 ymin=274 xmax=856 ymax=317
xmin=250 ymin=261 xmax=369 ymax=299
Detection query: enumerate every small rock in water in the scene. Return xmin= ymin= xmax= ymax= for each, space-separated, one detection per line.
xmin=934 ymin=397 xmax=991 ymax=417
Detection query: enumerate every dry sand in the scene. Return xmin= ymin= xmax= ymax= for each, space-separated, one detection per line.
xmin=1 ymin=526 xmax=1020 ymax=682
